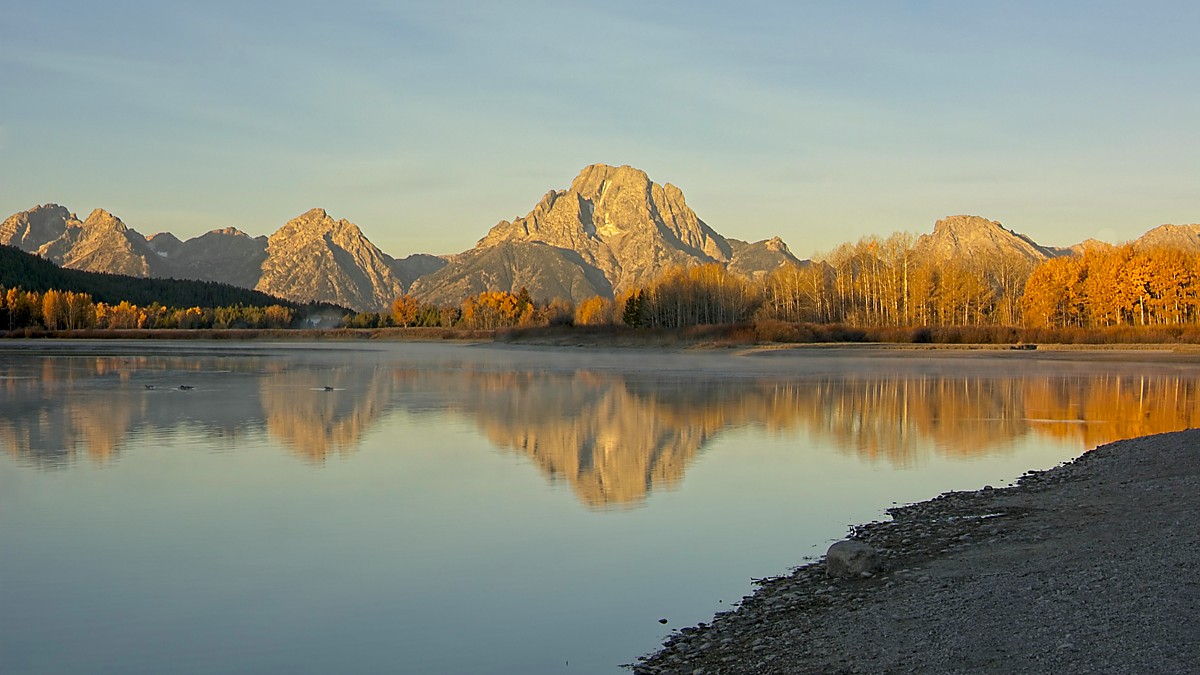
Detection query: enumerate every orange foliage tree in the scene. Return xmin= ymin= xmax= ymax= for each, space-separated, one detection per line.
xmin=391 ymin=295 xmax=422 ymax=327
xmin=575 ymin=296 xmax=615 ymax=326
xmin=631 ymin=264 xmax=760 ymax=328
xmin=1021 ymin=245 xmax=1200 ymax=328
xmin=460 ymin=290 xmax=534 ymax=329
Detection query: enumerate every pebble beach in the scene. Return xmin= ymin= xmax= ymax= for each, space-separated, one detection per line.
xmin=632 ymin=429 xmax=1200 ymax=673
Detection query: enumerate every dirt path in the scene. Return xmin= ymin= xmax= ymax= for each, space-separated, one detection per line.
xmin=631 ymin=430 xmax=1200 ymax=674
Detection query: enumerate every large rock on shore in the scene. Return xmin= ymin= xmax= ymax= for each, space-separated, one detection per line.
xmin=825 ymin=540 xmax=878 ymax=579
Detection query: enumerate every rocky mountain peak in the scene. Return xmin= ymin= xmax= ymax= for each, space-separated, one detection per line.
xmin=28 ymin=203 xmax=73 ymax=221
xmin=192 ymin=226 xmax=253 ymax=238
xmin=931 ymin=215 xmax=1003 ymax=241
xmin=917 ymin=214 xmax=1052 ymax=264
xmin=1067 ymin=238 xmax=1116 ymax=256
xmin=443 ymin=164 xmax=736 ymax=302
xmin=256 ymin=208 xmax=404 ymax=312
xmin=38 ymin=207 xmax=161 ymax=277
xmin=83 ymin=208 xmax=128 ymax=233
xmin=146 ymin=232 xmax=183 ymax=257
xmin=0 ymin=203 xmax=80 ymax=252
xmin=727 ymin=237 xmax=805 ymax=281
xmin=276 ymin=207 xmax=332 ymax=236
xmin=273 ymin=207 xmax=373 ymax=246
xmin=569 ymin=164 xmax=651 ymax=205
xmin=162 ymin=227 xmax=268 ymax=288
xmin=1133 ymin=224 xmax=1200 ymax=253
xmin=764 ymin=236 xmax=790 ymax=253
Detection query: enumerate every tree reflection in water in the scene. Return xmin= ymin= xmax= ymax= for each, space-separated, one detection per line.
xmin=4 ymin=350 xmax=1199 ymax=508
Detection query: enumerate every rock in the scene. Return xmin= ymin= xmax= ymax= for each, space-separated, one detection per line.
xmin=914 ymin=215 xmax=1055 ymax=267
xmin=9 ymin=206 xmax=167 ymax=278
xmin=412 ymin=164 xmax=798 ymax=304
xmin=164 ymin=227 xmax=268 ymax=289
xmin=255 ymin=208 xmax=406 ymax=312
xmin=1133 ymin=223 xmax=1200 ymax=253
xmin=826 ymin=540 xmax=879 ymax=579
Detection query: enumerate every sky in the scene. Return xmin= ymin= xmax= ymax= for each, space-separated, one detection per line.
xmin=1 ymin=1 xmax=1197 ymax=258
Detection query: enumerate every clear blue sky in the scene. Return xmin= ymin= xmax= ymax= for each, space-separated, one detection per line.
xmin=2 ymin=1 xmax=1196 ymax=258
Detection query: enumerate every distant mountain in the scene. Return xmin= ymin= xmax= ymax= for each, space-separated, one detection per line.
xmin=727 ymin=237 xmax=804 ymax=281
xmin=151 ymin=227 xmax=269 ymax=289
xmin=255 ymin=208 xmax=405 ymax=312
xmin=1 ymin=205 xmax=168 ymax=277
xmin=146 ymin=232 xmax=184 ymax=257
xmin=1 ymin=204 xmax=406 ymax=312
xmin=1132 ymin=224 xmax=1200 ymax=253
xmin=413 ymin=164 xmax=795 ymax=303
xmin=2 ymin=168 xmax=801 ymax=309
xmin=1066 ymin=238 xmax=1117 ymax=256
xmin=19 ymin=173 xmax=1199 ymax=313
xmin=914 ymin=215 xmax=1058 ymax=265
xmin=409 ymin=240 xmax=612 ymax=306
xmin=389 ymin=253 xmax=449 ymax=290
xmin=0 ymin=203 xmax=76 ymax=251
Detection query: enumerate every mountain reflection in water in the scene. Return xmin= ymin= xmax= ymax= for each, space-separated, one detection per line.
xmin=3 ymin=349 xmax=1199 ymax=507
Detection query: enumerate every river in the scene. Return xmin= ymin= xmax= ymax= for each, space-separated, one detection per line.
xmin=2 ymin=341 xmax=1198 ymax=673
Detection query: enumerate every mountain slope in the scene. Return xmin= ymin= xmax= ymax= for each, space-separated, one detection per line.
xmin=1 ymin=205 xmax=169 ymax=277
xmin=1133 ymin=224 xmax=1200 ymax=253
xmin=389 ymin=253 xmax=449 ymax=290
xmin=410 ymin=241 xmax=611 ymax=306
xmin=159 ymin=227 xmax=269 ymax=288
xmin=0 ymin=203 xmax=78 ymax=251
xmin=915 ymin=215 xmax=1057 ymax=265
xmin=727 ymin=237 xmax=805 ymax=280
xmin=477 ymin=164 xmax=733 ymax=290
xmin=418 ymin=164 xmax=738 ymax=303
xmin=46 ymin=209 xmax=168 ymax=277
xmin=0 ymin=244 xmax=290 ymax=309
xmin=255 ymin=208 xmax=405 ymax=312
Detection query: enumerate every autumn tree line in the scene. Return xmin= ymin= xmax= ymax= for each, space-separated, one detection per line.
xmin=1 ymin=286 xmax=295 ymax=331
xmin=1022 ymin=246 xmax=1200 ymax=328
xmin=564 ymin=239 xmax=1200 ymax=333
xmin=372 ymin=239 xmax=1200 ymax=336
xmin=11 ymin=237 xmax=1200 ymax=337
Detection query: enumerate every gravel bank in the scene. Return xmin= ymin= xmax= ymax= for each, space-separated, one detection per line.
xmin=631 ymin=430 xmax=1200 ymax=674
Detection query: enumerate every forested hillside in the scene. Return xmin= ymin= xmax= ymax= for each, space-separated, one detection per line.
xmin=0 ymin=244 xmax=290 ymax=308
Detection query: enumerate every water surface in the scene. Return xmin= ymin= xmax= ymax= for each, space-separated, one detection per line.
xmin=3 ymin=341 xmax=1199 ymax=673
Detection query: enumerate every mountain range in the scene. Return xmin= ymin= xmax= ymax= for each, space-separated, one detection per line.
xmin=3 ymin=164 xmax=1196 ymax=312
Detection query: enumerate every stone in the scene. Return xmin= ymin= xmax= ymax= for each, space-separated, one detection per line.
xmin=255 ymin=208 xmax=406 ymax=312
xmin=411 ymin=163 xmax=799 ymax=304
xmin=826 ymin=540 xmax=879 ymax=579
xmin=914 ymin=214 xmax=1055 ymax=266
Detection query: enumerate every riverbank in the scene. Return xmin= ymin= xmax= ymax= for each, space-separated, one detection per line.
xmin=17 ymin=321 xmax=1200 ymax=351
xmin=0 ymin=326 xmax=495 ymax=341
xmin=631 ymin=430 xmax=1200 ymax=674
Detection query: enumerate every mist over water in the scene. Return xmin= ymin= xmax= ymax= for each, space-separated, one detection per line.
xmin=2 ymin=341 xmax=1197 ymax=673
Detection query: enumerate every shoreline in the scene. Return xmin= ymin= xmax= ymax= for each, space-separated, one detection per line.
xmin=631 ymin=430 xmax=1200 ymax=673
xmin=12 ymin=324 xmax=1200 ymax=354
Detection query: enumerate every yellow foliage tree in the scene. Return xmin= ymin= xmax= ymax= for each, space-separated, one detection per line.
xmin=575 ymin=296 xmax=614 ymax=326
xmin=391 ymin=295 xmax=421 ymax=327
xmin=42 ymin=289 xmax=68 ymax=330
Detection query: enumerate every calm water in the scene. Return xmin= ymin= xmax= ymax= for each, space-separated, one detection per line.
xmin=3 ymin=341 xmax=1200 ymax=673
